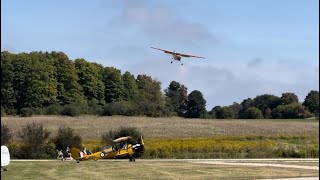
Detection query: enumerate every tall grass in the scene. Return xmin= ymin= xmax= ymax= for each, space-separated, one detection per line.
xmin=82 ymin=135 xmax=319 ymax=159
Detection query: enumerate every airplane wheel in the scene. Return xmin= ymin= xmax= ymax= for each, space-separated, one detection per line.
xmin=171 ymin=61 xmax=173 ymax=64
xmin=77 ymin=161 xmax=80 ymax=163
xmin=129 ymin=157 xmax=135 ymax=161
xmin=181 ymin=63 xmax=183 ymax=66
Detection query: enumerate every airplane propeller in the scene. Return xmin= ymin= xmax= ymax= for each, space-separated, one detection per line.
xmin=132 ymin=135 xmax=145 ymax=153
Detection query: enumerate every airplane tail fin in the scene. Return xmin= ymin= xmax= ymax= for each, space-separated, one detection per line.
xmin=71 ymin=147 xmax=81 ymax=159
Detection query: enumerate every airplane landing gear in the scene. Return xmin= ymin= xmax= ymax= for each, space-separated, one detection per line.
xmin=171 ymin=61 xmax=173 ymax=64
xmin=129 ymin=157 xmax=135 ymax=162
xmin=181 ymin=63 xmax=183 ymax=66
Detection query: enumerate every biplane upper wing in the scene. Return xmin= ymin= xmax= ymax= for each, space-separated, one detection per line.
xmin=176 ymin=52 xmax=205 ymax=59
xmin=150 ymin=47 xmax=176 ymax=55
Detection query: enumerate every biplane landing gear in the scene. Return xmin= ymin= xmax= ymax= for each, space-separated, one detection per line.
xmin=77 ymin=160 xmax=80 ymax=163
xmin=129 ymin=157 xmax=135 ymax=162
xmin=171 ymin=61 xmax=173 ymax=64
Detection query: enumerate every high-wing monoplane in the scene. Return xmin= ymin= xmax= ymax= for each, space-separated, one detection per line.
xmin=71 ymin=136 xmax=144 ymax=162
xmin=150 ymin=47 xmax=205 ymax=65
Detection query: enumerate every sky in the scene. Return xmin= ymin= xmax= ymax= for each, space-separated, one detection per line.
xmin=1 ymin=0 xmax=319 ymax=110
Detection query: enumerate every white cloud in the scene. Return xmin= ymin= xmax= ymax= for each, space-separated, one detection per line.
xmin=110 ymin=0 xmax=215 ymax=46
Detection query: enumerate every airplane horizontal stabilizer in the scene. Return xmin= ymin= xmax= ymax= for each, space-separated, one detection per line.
xmin=71 ymin=147 xmax=81 ymax=160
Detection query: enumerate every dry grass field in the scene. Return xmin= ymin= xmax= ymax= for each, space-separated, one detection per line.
xmin=2 ymin=115 xmax=319 ymax=140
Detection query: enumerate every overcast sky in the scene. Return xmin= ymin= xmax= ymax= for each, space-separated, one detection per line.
xmin=1 ymin=0 xmax=319 ymax=110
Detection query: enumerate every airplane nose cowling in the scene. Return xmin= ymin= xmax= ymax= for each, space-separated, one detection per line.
xmin=133 ymin=135 xmax=145 ymax=152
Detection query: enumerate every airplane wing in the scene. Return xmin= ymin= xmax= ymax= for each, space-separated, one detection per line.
xmin=151 ymin=47 xmax=205 ymax=59
xmin=175 ymin=52 xmax=205 ymax=59
xmin=150 ymin=47 xmax=176 ymax=55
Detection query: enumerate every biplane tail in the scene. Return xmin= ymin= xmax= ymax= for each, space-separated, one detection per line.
xmin=70 ymin=147 xmax=81 ymax=160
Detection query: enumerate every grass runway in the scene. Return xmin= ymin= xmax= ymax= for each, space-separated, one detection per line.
xmin=1 ymin=159 xmax=318 ymax=180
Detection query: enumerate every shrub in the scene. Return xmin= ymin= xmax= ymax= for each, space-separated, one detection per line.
xmin=20 ymin=107 xmax=33 ymax=117
xmin=52 ymin=126 xmax=82 ymax=151
xmin=215 ymin=106 xmax=235 ymax=119
xmin=17 ymin=123 xmax=55 ymax=159
xmin=242 ymin=107 xmax=264 ymax=119
xmin=102 ymin=101 xmax=139 ymax=116
xmin=1 ymin=107 xmax=6 ymax=117
xmin=1 ymin=123 xmax=12 ymax=145
xmin=46 ymin=104 xmax=63 ymax=115
xmin=60 ymin=105 xmax=81 ymax=117
xmin=272 ymin=103 xmax=313 ymax=119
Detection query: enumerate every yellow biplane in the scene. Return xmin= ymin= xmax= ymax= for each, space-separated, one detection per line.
xmin=71 ymin=136 xmax=144 ymax=162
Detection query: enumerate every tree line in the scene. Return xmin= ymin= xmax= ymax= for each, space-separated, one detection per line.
xmin=1 ymin=51 xmax=319 ymax=119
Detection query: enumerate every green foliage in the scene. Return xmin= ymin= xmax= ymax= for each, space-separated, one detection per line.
xmin=52 ymin=52 xmax=84 ymax=105
xmin=281 ymin=92 xmax=299 ymax=105
xmin=1 ymin=51 xmax=318 ymax=119
xmin=272 ymin=103 xmax=313 ymax=119
xmin=1 ymin=52 xmax=16 ymax=110
xmin=253 ymin=94 xmax=282 ymax=118
xmin=303 ymin=90 xmax=319 ymax=117
xmin=215 ymin=106 xmax=235 ymax=119
xmin=103 ymin=67 xmax=125 ymax=103
xmin=60 ymin=104 xmax=81 ymax=117
xmin=122 ymin=71 xmax=139 ymax=101
xmin=45 ymin=104 xmax=63 ymax=115
xmin=228 ymin=102 xmax=242 ymax=118
xmin=102 ymin=127 xmax=142 ymax=145
xmin=102 ymin=101 xmax=138 ymax=116
xmin=75 ymin=59 xmax=105 ymax=105
xmin=136 ymin=74 xmax=168 ymax=117
xmin=20 ymin=108 xmax=34 ymax=117
xmin=238 ymin=98 xmax=254 ymax=118
xmin=17 ymin=123 xmax=55 ymax=159
xmin=186 ymin=90 xmax=206 ymax=118
xmin=1 ymin=123 xmax=12 ymax=145
xmin=242 ymin=107 xmax=264 ymax=119
xmin=165 ymin=81 xmax=188 ymax=116
xmin=52 ymin=126 xmax=82 ymax=151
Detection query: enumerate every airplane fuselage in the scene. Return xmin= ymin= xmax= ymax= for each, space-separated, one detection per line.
xmin=172 ymin=54 xmax=181 ymax=61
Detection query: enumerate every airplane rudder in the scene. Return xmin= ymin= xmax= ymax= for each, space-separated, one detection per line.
xmin=70 ymin=147 xmax=81 ymax=159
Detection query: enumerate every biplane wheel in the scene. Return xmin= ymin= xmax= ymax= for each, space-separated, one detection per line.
xmin=181 ymin=63 xmax=183 ymax=66
xmin=100 ymin=152 xmax=105 ymax=157
xmin=171 ymin=61 xmax=173 ymax=64
xmin=129 ymin=157 xmax=135 ymax=162
xmin=77 ymin=160 xmax=80 ymax=163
